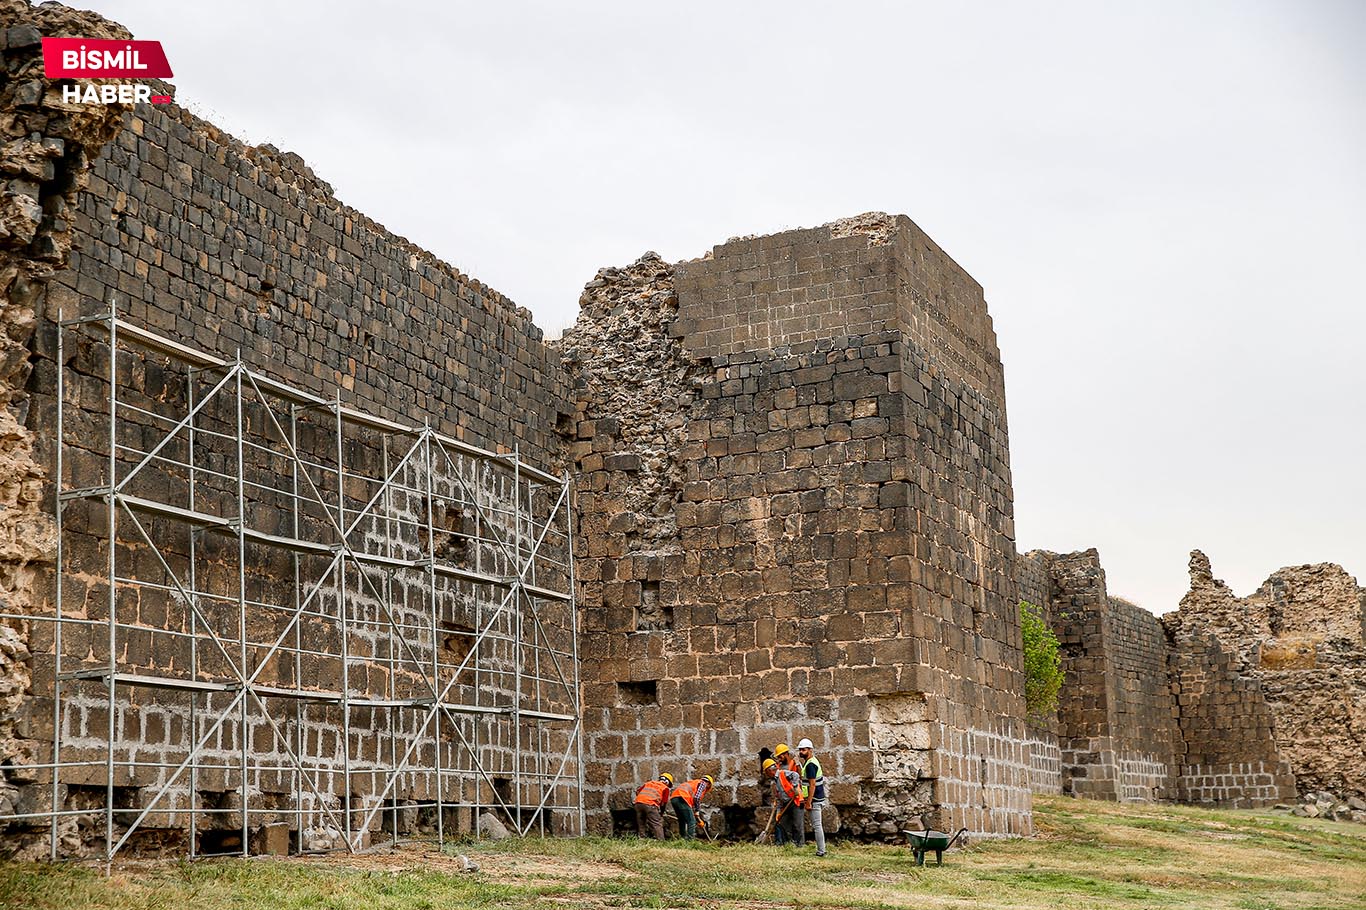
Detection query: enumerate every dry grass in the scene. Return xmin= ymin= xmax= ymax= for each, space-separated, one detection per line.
xmin=3 ymin=796 xmax=1364 ymax=910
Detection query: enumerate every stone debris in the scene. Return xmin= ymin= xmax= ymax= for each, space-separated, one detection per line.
xmin=477 ymin=812 xmax=512 ymax=840
xmin=1275 ymin=791 xmax=1366 ymax=825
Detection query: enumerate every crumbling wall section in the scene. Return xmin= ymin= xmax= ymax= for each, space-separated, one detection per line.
xmin=0 ymin=0 xmax=135 ymax=841
xmin=1016 ymin=550 xmax=1061 ymax=794
xmin=1166 ymin=551 xmax=1365 ymax=801
xmin=1166 ymin=627 xmax=1296 ymax=806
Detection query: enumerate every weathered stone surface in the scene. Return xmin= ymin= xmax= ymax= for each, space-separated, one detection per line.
xmin=564 ymin=216 xmax=1032 ymax=839
xmin=0 ymin=0 xmax=575 ymax=859
xmin=1166 ymin=552 xmax=1366 ymax=803
xmin=1022 ymin=546 xmax=1360 ymax=811
xmin=477 ymin=811 xmax=511 ymax=840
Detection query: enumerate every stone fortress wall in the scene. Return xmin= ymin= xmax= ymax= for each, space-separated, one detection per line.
xmin=1021 ymin=547 xmax=1363 ymax=812
xmin=0 ymin=0 xmax=577 ymax=859
xmin=558 ymin=215 xmax=1032 ymax=839
xmin=2 ymin=0 xmax=1364 ymax=860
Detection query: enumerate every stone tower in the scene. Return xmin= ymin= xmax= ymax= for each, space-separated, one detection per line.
xmin=560 ymin=213 xmax=1032 ymax=837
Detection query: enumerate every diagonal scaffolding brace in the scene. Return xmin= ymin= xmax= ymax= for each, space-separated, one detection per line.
xmin=30 ymin=300 xmax=583 ymax=864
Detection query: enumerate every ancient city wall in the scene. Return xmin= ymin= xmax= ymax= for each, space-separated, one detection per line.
xmin=1165 ymin=552 xmax=1364 ymax=801
xmin=1021 ymin=548 xmax=1309 ymax=809
xmin=562 ymin=215 xmax=1032 ymax=839
xmin=1 ymin=0 xmax=577 ymax=858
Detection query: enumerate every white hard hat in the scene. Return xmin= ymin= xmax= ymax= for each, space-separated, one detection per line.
xmin=797 ymin=738 xmax=814 ymax=750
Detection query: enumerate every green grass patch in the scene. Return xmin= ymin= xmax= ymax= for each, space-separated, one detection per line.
xmin=3 ymin=797 xmax=1365 ymax=910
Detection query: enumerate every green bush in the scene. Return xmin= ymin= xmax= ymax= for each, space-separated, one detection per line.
xmin=1020 ymin=601 xmax=1064 ymax=721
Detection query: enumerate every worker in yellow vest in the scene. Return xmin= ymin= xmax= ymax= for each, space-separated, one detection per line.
xmin=633 ymin=772 xmax=673 ymax=839
xmin=798 ymin=738 xmax=827 ymax=856
xmin=668 ymin=775 xmax=714 ymax=839
xmin=774 ymin=743 xmax=806 ymax=846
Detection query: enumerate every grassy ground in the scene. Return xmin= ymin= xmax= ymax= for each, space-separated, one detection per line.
xmin=3 ymin=796 xmax=1364 ymax=910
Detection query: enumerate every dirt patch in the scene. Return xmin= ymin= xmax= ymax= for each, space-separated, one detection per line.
xmin=473 ymin=851 xmax=631 ymax=886
xmin=289 ymin=842 xmax=631 ymax=886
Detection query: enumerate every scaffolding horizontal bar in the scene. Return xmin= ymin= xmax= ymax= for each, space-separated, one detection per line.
xmin=59 ymin=670 xmax=233 ymax=693
xmin=83 ymin=315 xmax=565 ymax=486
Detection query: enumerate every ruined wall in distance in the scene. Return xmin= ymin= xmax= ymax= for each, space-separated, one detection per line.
xmin=1022 ymin=549 xmax=1181 ymax=802
xmin=1165 ymin=551 xmax=1364 ymax=801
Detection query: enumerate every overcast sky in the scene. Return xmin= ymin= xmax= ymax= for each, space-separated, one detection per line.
xmin=96 ymin=0 xmax=1364 ymax=613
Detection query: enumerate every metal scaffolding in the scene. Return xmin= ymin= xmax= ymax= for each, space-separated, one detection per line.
xmin=14 ymin=301 xmax=581 ymax=863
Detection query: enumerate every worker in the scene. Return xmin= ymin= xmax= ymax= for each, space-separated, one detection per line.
xmin=669 ymin=774 xmax=714 ymax=839
xmin=762 ymin=757 xmax=804 ymax=846
xmin=774 ymin=743 xmax=806 ymax=846
xmin=633 ymin=772 xmax=673 ymax=839
xmin=797 ymin=738 xmax=827 ymax=856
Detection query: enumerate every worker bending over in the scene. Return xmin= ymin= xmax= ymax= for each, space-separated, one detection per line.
xmin=669 ymin=775 xmax=714 ymax=839
xmin=773 ymin=743 xmax=806 ymax=846
xmin=633 ymin=772 xmax=673 ymax=840
xmin=762 ymin=758 xmax=804 ymax=846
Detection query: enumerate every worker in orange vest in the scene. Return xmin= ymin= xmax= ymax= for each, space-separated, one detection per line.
xmin=762 ymin=757 xmax=804 ymax=846
xmin=774 ymin=743 xmax=806 ymax=846
xmin=633 ymin=772 xmax=673 ymax=839
xmin=668 ymin=775 xmax=714 ymax=839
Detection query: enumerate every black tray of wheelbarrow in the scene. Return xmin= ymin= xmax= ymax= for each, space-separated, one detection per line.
xmin=901 ymin=827 xmax=968 ymax=866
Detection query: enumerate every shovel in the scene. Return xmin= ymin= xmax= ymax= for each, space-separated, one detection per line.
xmin=754 ymin=803 xmax=792 ymax=845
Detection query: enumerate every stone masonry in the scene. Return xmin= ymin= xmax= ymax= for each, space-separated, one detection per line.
xmin=1 ymin=0 xmax=576 ymax=858
xmin=1166 ymin=551 xmax=1365 ymax=802
xmin=4 ymin=0 xmax=1365 ymax=861
xmin=1019 ymin=546 xmax=1366 ymax=810
xmin=561 ymin=215 xmax=1033 ymax=839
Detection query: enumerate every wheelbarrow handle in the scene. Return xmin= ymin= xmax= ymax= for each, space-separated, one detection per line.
xmin=947 ymin=828 xmax=969 ymax=849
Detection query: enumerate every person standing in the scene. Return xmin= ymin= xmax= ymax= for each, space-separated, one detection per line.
xmin=669 ymin=775 xmax=714 ymax=840
xmin=633 ymin=772 xmax=673 ymax=840
xmin=797 ymin=738 xmax=827 ymax=856
xmin=762 ymin=757 xmax=803 ymax=846
xmin=773 ymin=743 xmax=806 ymax=846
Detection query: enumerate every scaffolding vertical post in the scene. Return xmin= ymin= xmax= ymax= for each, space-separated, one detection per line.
xmin=49 ymin=312 xmax=64 ymax=861
xmin=235 ymin=354 xmax=249 ymax=856
xmin=473 ymin=477 xmax=481 ymax=839
xmin=566 ymin=476 xmax=584 ymax=836
xmin=512 ymin=446 xmax=522 ymax=834
xmin=104 ymin=304 xmax=117 ymax=870
xmin=187 ymin=365 xmax=200 ymax=857
xmin=381 ymin=441 xmax=397 ymax=846
xmin=335 ymin=392 xmax=352 ymax=849
xmin=422 ymin=425 xmax=444 ymax=847
xmin=289 ymin=403 xmax=303 ymax=852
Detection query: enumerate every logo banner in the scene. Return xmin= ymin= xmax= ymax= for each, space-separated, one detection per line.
xmin=42 ymin=38 xmax=174 ymax=79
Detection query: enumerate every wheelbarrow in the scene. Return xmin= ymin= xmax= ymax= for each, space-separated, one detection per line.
xmin=901 ymin=827 xmax=968 ymax=866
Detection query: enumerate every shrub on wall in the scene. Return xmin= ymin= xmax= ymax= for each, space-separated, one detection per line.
xmin=1020 ymin=601 xmax=1063 ymax=721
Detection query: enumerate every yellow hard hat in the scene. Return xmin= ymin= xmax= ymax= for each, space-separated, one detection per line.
xmin=704 ymin=775 xmax=715 ymax=785
xmin=660 ymin=773 xmax=674 ymax=784
xmin=775 ymin=743 xmax=790 ymax=756
xmin=762 ymin=758 xmax=776 ymax=772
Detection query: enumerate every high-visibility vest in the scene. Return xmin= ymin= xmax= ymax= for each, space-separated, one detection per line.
xmin=773 ymin=768 xmax=802 ymax=805
xmin=802 ymin=756 xmax=825 ymax=800
xmin=670 ymin=778 xmax=710 ymax=807
xmin=634 ymin=779 xmax=670 ymax=807
xmin=781 ymin=755 xmax=808 ymax=800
